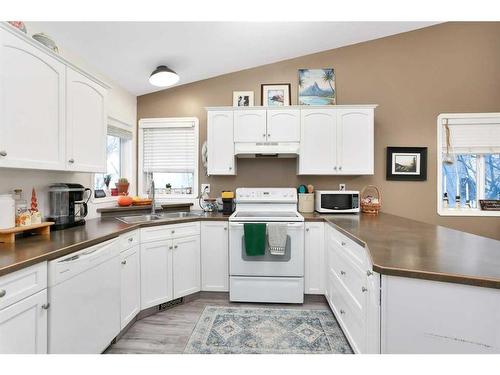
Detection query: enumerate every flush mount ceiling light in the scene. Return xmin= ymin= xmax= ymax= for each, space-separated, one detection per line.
xmin=149 ymin=65 xmax=179 ymax=87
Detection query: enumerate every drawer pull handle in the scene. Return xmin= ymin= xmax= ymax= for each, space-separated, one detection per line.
xmin=340 ymin=270 xmax=346 ymax=275
xmin=362 ymin=287 xmax=368 ymax=292
xmin=0 ymin=289 xmax=6 ymax=298
xmin=41 ymin=303 xmax=50 ymax=310
xmin=68 ymin=158 xmax=75 ymax=164
xmin=366 ymin=270 xmax=373 ymax=276
xmin=341 ymin=241 xmax=346 ymax=246
xmin=340 ymin=309 xmax=345 ymax=315
xmin=121 ymin=260 xmax=127 ymax=265
xmin=0 ymin=151 xmax=7 ymax=157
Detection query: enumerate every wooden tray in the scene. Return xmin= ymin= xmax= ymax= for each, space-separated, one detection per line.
xmin=132 ymin=200 xmax=153 ymax=206
xmin=0 ymin=222 xmax=54 ymax=244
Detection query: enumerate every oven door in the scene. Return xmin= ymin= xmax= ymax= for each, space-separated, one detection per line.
xmin=229 ymin=222 xmax=304 ymax=277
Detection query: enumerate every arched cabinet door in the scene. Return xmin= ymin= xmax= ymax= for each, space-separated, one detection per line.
xmin=0 ymin=28 xmax=66 ymax=170
xmin=66 ymin=67 xmax=108 ymax=172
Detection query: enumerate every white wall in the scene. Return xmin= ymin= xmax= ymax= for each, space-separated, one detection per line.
xmin=0 ymin=23 xmax=137 ymax=219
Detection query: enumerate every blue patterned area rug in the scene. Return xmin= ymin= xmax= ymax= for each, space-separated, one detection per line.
xmin=184 ymin=306 xmax=352 ymax=354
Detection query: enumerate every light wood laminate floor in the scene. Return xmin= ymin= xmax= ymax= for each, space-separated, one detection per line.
xmin=105 ymin=293 xmax=330 ymax=354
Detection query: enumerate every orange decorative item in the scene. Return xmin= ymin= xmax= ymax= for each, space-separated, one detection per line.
xmin=360 ymin=185 xmax=382 ymax=215
xmin=117 ymin=195 xmax=133 ymax=207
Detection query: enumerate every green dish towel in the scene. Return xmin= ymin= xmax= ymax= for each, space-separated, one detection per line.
xmin=244 ymin=223 xmax=266 ymax=256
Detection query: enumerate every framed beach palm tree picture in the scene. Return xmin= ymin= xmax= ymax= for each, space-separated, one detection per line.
xmin=298 ymin=68 xmax=336 ymax=105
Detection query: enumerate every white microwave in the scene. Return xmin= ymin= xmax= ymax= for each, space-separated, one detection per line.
xmin=314 ymin=190 xmax=360 ymax=213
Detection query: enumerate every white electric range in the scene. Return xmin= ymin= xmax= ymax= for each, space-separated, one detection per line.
xmin=228 ymin=188 xmax=305 ymax=303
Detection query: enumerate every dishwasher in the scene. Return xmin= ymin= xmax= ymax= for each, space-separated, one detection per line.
xmin=48 ymin=238 xmax=121 ymax=354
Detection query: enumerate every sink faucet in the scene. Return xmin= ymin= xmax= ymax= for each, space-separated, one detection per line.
xmin=150 ymin=179 xmax=156 ymax=216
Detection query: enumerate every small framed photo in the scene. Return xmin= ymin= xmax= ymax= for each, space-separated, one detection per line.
xmin=233 ymin=91 xmax=254 ymax=107
xmin=386 ymin=147 xmax=427 ymax=181
xmin=261 ymin=83 xmax=291 ymax=107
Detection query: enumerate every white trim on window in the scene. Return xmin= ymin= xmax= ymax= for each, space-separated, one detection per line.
xmin=437 ymin=113 xmax=500 ymax=217
xmin=138 ymin=117 xmax=199 ymax=200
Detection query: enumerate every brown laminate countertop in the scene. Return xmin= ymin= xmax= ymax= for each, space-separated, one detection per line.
xmin=1 ymin=212 xmax=499 ymax=289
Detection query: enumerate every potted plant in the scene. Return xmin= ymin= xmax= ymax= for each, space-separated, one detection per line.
xmin=115 ymin=177 xmax=129 ymax=195
xmin=165 ymin=183 xmax=172 ymax=194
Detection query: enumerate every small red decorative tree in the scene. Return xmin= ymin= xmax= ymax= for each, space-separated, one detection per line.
xmin=31 ymin=187 xmax=38 ymax=213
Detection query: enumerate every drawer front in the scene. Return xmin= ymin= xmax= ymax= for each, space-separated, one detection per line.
xmin=0 ymin=262 xmax=47 ymax=310
xmin=120 ymin=230 xmax=140 ymax=251
xmin=327 ymin=225 xmax=368 ymax=268
xmin=141 ymin=222 xmax=200 ymax=243
xmin=328 ymin=268 xmax=365 ymax=353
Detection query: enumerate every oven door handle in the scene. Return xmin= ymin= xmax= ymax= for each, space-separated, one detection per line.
xmin=229 ymin=222 xmax=304 ymax=228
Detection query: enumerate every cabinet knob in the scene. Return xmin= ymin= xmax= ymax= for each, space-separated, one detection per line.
xmin=339 ymin=166 xmax=342 ymax=170
xmin=340 ymin=270 xmax=346 ymax=275
xmin=229 ymin=166 xmax=232 ymax=170
xmin=171 ymin=230 xmax=175 ymax=234
xmin=0 ymin=151 xmax=7 ymax=157
xmin=333 ymin=166 xmax=337 ymax=171
xmin=121 ymin=260 xmax=127 ymax=265
xmin=224 ymin=227 xmax=227 ymax=231
xmin=341 ymin=241 xmax=346 ymax=246
xmin=366 ymin=270 xmax=373 ymax=276
xmin=128 ymin=237 xmax=133 ymax=242
xmin=262 ymin=134 xmax=266 ymax=138
xmin=41 ymin=303 xmax=50 ymax=310
xmin=306 ymin=228 xmax=309 ymax=232
xmin=340 ymin=309 xmax=345 ymax=315
xmin=174 ymin=245 xmax=178 ymax=249
xmin=68 ymin=158 xmax=75 ymax=164
xmin=267 ymin=134 xmax=271 ymax=137
xmin=362 ymin=287 xmax=368 ymax=292
xmin=169 ymin=246 xmax=173 ymax=250
xmin=0 ymin=289 xmax=6 ymax=298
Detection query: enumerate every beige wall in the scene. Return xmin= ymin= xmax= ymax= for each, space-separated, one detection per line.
xmin=137 ymin=22 xmax=500 ymax=240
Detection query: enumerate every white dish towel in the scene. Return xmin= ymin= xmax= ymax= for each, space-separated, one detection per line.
xmin=267 ymin=223 xmax=287 ymax=256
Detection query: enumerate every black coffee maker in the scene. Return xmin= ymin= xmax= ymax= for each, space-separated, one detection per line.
xmin=47 ymin=183 xmax=91 ymax=230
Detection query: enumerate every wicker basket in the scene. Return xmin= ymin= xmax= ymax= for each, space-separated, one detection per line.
xmin=360 ymin=185 xmax=382 ymax=215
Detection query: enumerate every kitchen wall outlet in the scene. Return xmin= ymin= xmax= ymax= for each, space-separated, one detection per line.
xmin=201 ymin=184 xmax=210 ymax=194
xmin=339 ymin=184 xmax=346 ymax=191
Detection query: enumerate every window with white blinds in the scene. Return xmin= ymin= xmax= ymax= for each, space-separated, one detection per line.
xmin=139 ymin=118 xmax=199 ymax=199
xmin=438 ymin=113 xmax=500 ymax=217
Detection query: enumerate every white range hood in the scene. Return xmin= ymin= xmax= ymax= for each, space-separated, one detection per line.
xmin=234 ymin=142 xmax=300 ymax=158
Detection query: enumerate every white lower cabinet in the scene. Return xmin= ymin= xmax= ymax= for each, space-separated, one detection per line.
xmin=140 ymin=239 xmax=174 ymax=309
xmin=0 ymin=289 xmax=48 ymax=354
xmin=173 ymin=235 xmax=201 ymax=298
xmin=304 ymin=222 xmax=324 ymax=294
xmin=324 ymin=223 xmax=380 ymax=354
xmin=201 ymin=221 xmax=229 ymax=292
xmin=140 ymin=224 xmax=201 ymax=309
xmin=120 ymin=245 xmax=140 ymax=329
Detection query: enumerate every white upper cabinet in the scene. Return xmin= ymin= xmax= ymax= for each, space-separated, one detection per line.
xmin=0 ymin=25 xmax=109 ymax=173
xmin=337 ymin=108 xmax=374 ymax=174
xmin=299 ymin=109 xmax=338 ymax=174
xmin=266 ymin=109 xmax=300 ymax=142
xmin=0 ymin=28 xmax=66 ymax=170
xmin=234 ymin=109 xmax=267 ymax=142
xmin=66 ymin=67 xmax=107 ymax=172
xmin=207 ymin=110 xmax=235 ymax=175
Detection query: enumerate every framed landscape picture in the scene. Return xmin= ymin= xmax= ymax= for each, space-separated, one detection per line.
xmin=261 ymin=83 xmax=291 ymax=106
xmin=298 ymin=68 xmax=336 ymax=105
xmin=386 ymin=147 xmax=428 ymax=181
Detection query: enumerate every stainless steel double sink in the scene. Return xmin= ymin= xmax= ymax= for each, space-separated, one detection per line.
xmin=116 ymin=211 xmax=204 ymax=224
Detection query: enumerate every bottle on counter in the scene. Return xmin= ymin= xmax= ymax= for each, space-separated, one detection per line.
xmin=0 ymin=194 xmax=15 ymax=229
xmin=13 ymin=188 xmax=31 ymax=227
xmin=443 ymin=192 xmax=449 ymax=209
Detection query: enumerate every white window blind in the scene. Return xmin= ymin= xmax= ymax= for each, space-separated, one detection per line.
xmin=442 ymin=116 xmax=500 ymax=154
xmin=142 ymin=123 xmax=196 ymax=173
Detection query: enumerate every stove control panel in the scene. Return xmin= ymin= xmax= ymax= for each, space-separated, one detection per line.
xmin=235 ymin=188 xmax=297 ymax=203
